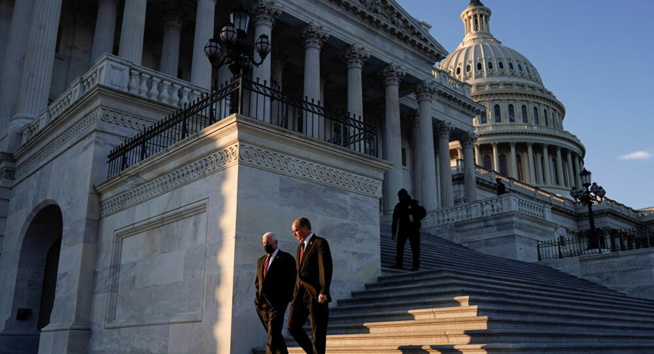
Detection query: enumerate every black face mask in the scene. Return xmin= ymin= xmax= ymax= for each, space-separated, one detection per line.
xmin=264 ymin=244 xmax=275 ymax=254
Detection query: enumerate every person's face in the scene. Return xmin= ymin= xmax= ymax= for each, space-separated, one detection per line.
xmin=291 ymin=222 xmax=309 ymax=242
xmin=263 ymin=235 xmax=278 ymax=250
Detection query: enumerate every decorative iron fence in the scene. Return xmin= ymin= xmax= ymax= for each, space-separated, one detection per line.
xmin=107 ymin=76 xmax=378 ymax=177
xmin=538 ymin=228 xmax=654 ymax=261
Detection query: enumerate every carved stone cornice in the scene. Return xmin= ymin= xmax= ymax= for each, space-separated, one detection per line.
xmin=381 ymin=63 xmax=406 ymax=86
xmin=301 ymin=22 xmax=329 ymax=50
xmin=251 ymin=0 xmax=282 ymax=27
xmin=343 ymin=45 xmax=370 ymax=68
xmin=100 ymin=142 xmax=383 ymax=217
xmin=318 ymin=0 xmax=447 ymax=62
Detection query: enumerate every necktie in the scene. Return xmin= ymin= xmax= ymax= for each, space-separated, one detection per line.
xmin=300 ymin=242 xmax=305 ymax=263
xmin=263 ymin=255 xmax=271 ymax=277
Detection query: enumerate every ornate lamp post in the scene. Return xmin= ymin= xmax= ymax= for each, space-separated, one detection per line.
xmin=570 ymin=168 xmax=607 ymax=253
xmin=203 ymin=6 xmax=272 ymax=77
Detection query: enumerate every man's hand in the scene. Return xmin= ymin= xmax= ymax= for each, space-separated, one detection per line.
xmin=318 ymin=294 xmax=328 ymax=303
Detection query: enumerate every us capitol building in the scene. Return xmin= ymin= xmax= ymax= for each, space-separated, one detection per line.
xmin=0 ymin=0 xmax=652 ymax=353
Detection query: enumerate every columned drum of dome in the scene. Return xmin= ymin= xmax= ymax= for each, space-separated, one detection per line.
xmin=439 ymin=0 xmax=586 ymax=197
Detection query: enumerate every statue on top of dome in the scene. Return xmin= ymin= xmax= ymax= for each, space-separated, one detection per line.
xmin=469 ymin=0 xmax=485 ymax=6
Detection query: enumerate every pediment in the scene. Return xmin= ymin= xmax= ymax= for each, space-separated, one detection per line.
xmin=322 ymin=0 xmax=448 ymax=63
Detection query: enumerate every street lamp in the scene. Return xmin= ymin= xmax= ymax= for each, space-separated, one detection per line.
xmin=203 ymin=6 xmax=272 ymax=77
xmin=570 ymin=168 xmax=607 ymax=253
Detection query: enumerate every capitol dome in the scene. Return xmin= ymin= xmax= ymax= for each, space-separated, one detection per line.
xmin=439 ymin=0 xmax=586 ymax=197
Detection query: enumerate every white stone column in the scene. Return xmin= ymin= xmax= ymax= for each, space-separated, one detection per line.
xmin=474 ymin=145 xmax=481 ymax=166
xmin=301 ymin=22 xmax=328 ymax=139
xmin=510 ymin=142 xmax=518 ymax=179
xmin=460 ymin=132 xmax=478 ymax=203
xmin=491 ymin=142 xmax=499 ymax=172
xmin=435 ymin=121 xmax=453 ymax=208
xmin=191 ymin=0 xmax=215 ymax=89
xmin=566 ymin=150 xmax=574 ymax=188
xmin=119 ymin=0 xmax=147 ymax=65
xmin=250 ymin=0 xmax=280 ymax=123
xmin=7 ymin=0 xmax=62 ymax=152
xmin=555 ymin=146 xmax=564 ymax=187
xmin=412 ymin=82 xmax=439 ymax=210
xmin=574 ymin=154 xmax=583 ymax=189
xmin=542 ymin=144 xmax=551 ymax=185
xmin=91 ymin=0 xmax=118 ymax=63
xmin=527 ymin=142 xmax=536 ymax=185
xmin=344 ymin=45 xmax=369 ymax=153
xmin=159 ymin=9 xmax=184 ymax=77
xmin=381 ymin=64 xmax=405 ymax=214
xmin=535 ymin=151 xmax=543 ymax=184
xmin=0 ymin=0 xmax=35 ymax=143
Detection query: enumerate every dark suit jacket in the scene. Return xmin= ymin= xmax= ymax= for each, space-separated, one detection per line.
xmin=294 ymin=235 xmax=333 ymax=302
xmin=255 ymin=250 xmax=296 ymax=308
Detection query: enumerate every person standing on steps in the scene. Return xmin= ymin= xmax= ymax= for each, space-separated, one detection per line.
xmin=496 ymin=178 xmax=507 ymax=195
xmin=391 ymin=188 xmax=427 ymax=271
xmin=255 ymin=232 xmax=297 ymax=354
xmin=287 ymin=217 xmax=333 ymax=354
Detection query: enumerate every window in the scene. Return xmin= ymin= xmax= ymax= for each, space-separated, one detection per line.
xmin=533 ymin=107 xmax=539 ymax=125
xmin=499 ymin=61 xmax=504 ymax=69
xmin=477 ymin=62 xmax=482 ymax=70
xmin=518 ymin=64 xmax=523 ymax=71
xmin=466 ymin=64 xmax=471 ymax=73
xmin=508 ymin=104 xmax=515 ymax=122
xmin=521 ymin=105 xmax=528 ymax=123
xmin=517 ymin=155 xmax=524 ymax=180
xmin=488 ymin=61 xmax=494 ymax=69
xmin=494 ymin=104 xmax=502 ymax=122
xmin=543 ymin=109 xmax=548 ymax=126
xmin=456 ymin=67 xmax=461 ymax=75
xmin=509 ymin=62 xmax=514 ymax=70
xmin=526 ymin=66 xmax=531 ymax=74
xmin=480 ymin=110 xmax=487 ymax=124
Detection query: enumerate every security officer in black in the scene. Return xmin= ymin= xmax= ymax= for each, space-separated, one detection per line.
xmin=391 ymin=188 xmax=426 ymax=271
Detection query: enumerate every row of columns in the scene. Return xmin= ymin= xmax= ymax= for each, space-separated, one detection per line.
xmin=475 ymin=142 xmax=583 ymax=189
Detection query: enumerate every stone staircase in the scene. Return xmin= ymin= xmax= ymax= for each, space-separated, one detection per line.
xmin=254 ymin=224 xmax=654 ymax=353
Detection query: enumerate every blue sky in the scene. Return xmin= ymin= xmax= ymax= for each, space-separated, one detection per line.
xmin=395 ymin=0 xmax=654 ymax=210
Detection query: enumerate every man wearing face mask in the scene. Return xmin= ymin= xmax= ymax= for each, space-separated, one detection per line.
xmin=255 ymin=232 xmax=297 ymax=354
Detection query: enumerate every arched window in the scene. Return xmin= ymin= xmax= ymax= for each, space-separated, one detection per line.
xmin=456 ymin=67 xmax=461 ymax=75
xmin=508 ymin=104 xmax=515 ymax=122
xmin=483 ymin=155 xmax=492 ymax=171
xmin=494 ymin=104 xmax=502 ymax=122
xmin=498 ymin=61 xmax=504 ymax=69
xmin=543 ymin=109 xmax=548 ymax=126
xmin=466 ymin=64 xmax=471 ymax=73
xmin=477 ymin=62 xmax=482 ymax=71
xmin=509 ymin=62 xmax=514 ymax=70
xmin=499 ymin=154 xmax=508 ymax=176
xmin=533 ymin=106 xmax=540 ymax=125
xmin=488 ymin=61 xmax=494 ymax=69
xmin=518 ymin=64 xmax=523 ymax=71
xmin=480 ymin=110 xmax=487 ymax=124
xmin=521 ymin=105 xmax=528 ymax=123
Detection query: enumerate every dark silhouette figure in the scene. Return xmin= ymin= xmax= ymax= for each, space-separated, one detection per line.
xmin=496 ymin=178 xmax=506 ymax=195
xmin=391 ymin=189 xmax=427 ymax=271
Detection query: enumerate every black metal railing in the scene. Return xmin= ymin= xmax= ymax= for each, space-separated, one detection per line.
xmin=107 ymin=76 xmax=378 ymax=177
xmin=538 ymin=228 xmax=654 ymax=261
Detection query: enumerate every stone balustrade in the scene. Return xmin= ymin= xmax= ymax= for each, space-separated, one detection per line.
xmin=21 ymin=54 xmax=207 ymax=144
